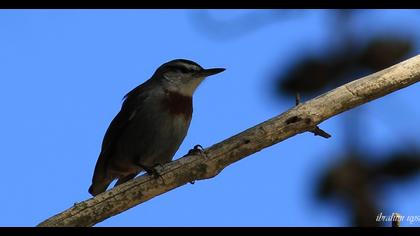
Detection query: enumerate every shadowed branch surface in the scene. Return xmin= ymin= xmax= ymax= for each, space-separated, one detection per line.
xmin=38 ymin=55 xmax=420 ymax=227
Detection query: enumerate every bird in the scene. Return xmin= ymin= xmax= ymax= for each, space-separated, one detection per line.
xmin=88 ymin=59 xmax=225 ymax=196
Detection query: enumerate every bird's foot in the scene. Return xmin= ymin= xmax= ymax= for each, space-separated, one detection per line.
xmin=186 ymin=144 xmax=207 ymax=157
xmin=185 ymin=144 xmax=207 ymax=185
xmin=143 ymin=164 xmax=165 ymax=183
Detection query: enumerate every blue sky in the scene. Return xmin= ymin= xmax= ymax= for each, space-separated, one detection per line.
xmin=0 ymin=9 xmax=420 ymax=226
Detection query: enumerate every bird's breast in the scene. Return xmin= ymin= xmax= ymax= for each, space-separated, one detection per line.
xmin=161 ymin=90 xmax=193 ymax=121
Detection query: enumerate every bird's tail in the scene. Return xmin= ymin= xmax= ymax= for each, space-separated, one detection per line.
xmin=88 ymin=179 xmax=113 ymax=196
xmin=89 ymin=150 xmax=113 ymax=196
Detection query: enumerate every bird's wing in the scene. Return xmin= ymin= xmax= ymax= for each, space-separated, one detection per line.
xmin=100 ymin=83 xmax=150 ymax=158
xmin=92 ymin=81 xmax=152 ymax=181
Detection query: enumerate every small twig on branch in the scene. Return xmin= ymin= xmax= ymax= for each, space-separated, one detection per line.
xmin=295 ymin=92 xmax=301 ymax=106
xmin=295 ymin=92 xmax=331 ymax=139
xmin=38 ymin=55 xmax=420 ymax=227
xmin=311 ymin=126 xmax=332 ymax=138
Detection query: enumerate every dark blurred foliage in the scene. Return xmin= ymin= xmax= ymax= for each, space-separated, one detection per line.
xmin=191 ymin=10 xmax=420 ymax=226
xmin=318 ymin=151 xmax=420 ymax=226
xmin=281 ymin=10 xmax=419 ymax=227
xmin=278 ymin=37 xmax=413 ymax=97
xmin=276 ymin=10 xmax=414 ymax=99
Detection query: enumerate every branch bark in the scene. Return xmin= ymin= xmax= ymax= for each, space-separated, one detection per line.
xmin=38 ymin=55 xmax=420 ymax=227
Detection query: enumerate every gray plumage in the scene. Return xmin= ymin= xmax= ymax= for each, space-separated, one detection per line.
xmin=89 ymin=59 xmax=225 ymax=196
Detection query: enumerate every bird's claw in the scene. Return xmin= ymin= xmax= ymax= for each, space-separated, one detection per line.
xmin=144 ymin=164 xmax=165 ymax=183
xmin=185 ymin=145 xmax=206 ymax=184
xmin=186 ymin=144 xmax=207 ymax=157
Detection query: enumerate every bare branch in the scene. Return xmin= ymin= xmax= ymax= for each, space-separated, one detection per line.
xmin=38 ymin=55 xmax=420 ymax=227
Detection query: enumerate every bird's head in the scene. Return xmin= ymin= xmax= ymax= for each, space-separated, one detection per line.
xmin=153 ymin=59 xmax=225 ymax=96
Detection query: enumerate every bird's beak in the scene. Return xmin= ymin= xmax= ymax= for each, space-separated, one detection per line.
xmin=195 ymin=68 xmax=225 ymax=78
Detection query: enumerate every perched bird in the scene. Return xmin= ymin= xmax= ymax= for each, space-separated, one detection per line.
xmin=88 ymin=59 xmax=225 ymax=196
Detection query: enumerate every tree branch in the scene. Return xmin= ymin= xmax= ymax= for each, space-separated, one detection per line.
xmin=38 ymin=55 xmax=420 ymax=227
